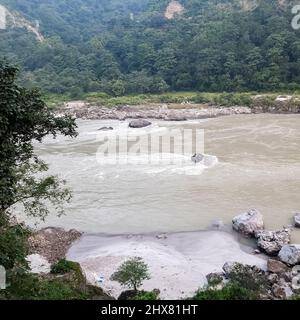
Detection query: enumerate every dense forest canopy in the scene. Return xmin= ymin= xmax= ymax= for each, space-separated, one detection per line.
xmin=1 ymin=0 xmax=300 ymax=97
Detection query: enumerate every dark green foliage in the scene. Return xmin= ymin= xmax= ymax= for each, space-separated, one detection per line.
xmin=1 ymin=271 xmax=88 ymax=300
xmin=50 ymin=259 xmax=79 ymax=275
xmin=111 ymin=257 xmax=150 ymax=291
xmin=190 ymin=92 xmax=254 ymax=106
xmin=207 ymin=275 xmax=224 ymax=287
xmin=1 ymin=1 xmax=300 ymax=96
xmin=0 ymin=215 xmax=30 ymax=270
xmin=193 ymin=283 xmax=257 ymax=300
xmin=130 ymin=291 xmax=160 ymax=300
xmin=0 ymin=257 xmax=109 ymax=300
xmin=192 ymin=263 xmax=270 ymax=300
xmin=0 ymin=62 xmax=77 ymax=218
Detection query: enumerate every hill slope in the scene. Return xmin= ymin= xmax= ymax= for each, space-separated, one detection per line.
xmin=0 ymin=0 xmax=300 ymax=97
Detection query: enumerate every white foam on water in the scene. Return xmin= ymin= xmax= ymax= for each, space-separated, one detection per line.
xmin=94 ymin=124 xmax=169 ymax=140
xmin=96 ymin=153 xmax=219 ymax=176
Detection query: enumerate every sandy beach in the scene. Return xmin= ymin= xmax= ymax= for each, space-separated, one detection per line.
xmin=67 ymin=230 xmax=267 ymax=300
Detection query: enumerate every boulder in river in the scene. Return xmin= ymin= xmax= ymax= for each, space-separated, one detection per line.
xmin=278 ymin=244 xmax=300 ymax=266
xmin=255 ymin=229 xmax=291 ymax=256
xmin=191 ymin=153 xmax=204 ymax=163
xmin=129 ymin=119 xmax=152 ymax=128
xmin=209 ymin=219 xmax=225 ymax=230
xmin=164 ymin=113 xmax=188 ymax=121
xmin=98 ymin=126 xmax=114 ymax=131
xmin=232 ymin=209 xmax=264 ymax=237
xmin=294 ymin=213 xmax=300 ymax=228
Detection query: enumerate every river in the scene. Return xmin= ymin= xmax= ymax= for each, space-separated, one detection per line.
xmin=27 ymin=114 xmax=300 ymax=242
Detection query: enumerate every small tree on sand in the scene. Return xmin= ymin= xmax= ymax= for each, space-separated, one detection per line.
xmin=110 ymin=257 xmax=150 ymax=292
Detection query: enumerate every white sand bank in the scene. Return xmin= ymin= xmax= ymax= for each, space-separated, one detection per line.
xmin=67 ymin=231 xmax=267 ymax=300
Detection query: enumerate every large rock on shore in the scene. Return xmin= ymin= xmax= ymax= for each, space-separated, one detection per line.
xmin=278 ymin=245 xmax=300 ymax=266
xmin=129 ymin=119 xmax=152 ymax=128
xmin=232 ymin=209 xmax=264 ymax=237
xmin=255 ymin=229 xmax=291 ymax=256
xmin=294 ymin=214 xmax=300 ymax=228
xmin=28 ymin=227 xmax=82 ymax=263
xmin=267 ymin=259 xmax=289 ymax=274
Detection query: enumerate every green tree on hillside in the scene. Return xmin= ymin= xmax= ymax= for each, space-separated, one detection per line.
xmin=1 ymin=0 xmax=300 ymax=96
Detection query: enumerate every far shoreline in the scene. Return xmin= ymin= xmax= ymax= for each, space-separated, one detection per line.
xmin=55 ymin=92 xmax=300 ymax=121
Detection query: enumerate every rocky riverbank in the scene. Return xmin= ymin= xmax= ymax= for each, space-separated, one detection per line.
xmin=59 ymin=97 xmax=300 ymax=121
xmin=230 ymin=209 xmax=300 ymax=299
xmin=61 ymin=102 xmax=252 ymax=120
xmin=28 ymin=227 xmax=82 ymax=264
xmin=26 ymin=208 xmax=300 ymax=300
xmin=66 ymin=230 xmax=267 ymax=300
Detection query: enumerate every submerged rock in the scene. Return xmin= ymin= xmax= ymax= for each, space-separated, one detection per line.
xmin=232 ymin=209 xmax=264 ymax=237
xmin=278 ymin=244 xmax=300 ymax=266
xmin=191 ymin=153 xmax=204 ymax=163
xmin=98 ymin=126 xmax=113 ymax=131
xmin=129 ymin=119 xmax=152 ymax=128
xmin=156 ymin=234 xmax=168 ymax=240
xmin=294 ymin=213 xmax=300 ymax=228
xmin=255 ymin=229 xmax=291 ymax=256
xmin=209 ymin=220 xmax=225 ymax=230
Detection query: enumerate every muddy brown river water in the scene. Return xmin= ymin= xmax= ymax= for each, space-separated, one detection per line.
xmin=25 ymin=114 xmax=300 ymax=242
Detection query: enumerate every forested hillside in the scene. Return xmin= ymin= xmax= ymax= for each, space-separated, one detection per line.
xmin=0 ymin=0 xmax=300 ymax=97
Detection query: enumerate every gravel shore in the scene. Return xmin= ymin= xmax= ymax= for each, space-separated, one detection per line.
xmin=61 ymin=102 xmax=252 ymax=121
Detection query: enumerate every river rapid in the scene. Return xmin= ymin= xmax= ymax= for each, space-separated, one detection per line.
xmin=25 ymin=114 xmax=300 ymax=242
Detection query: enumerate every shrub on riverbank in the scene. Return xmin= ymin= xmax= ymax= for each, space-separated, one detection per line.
xmin=46 ymin=91 xmax=300 ymax=112
xmin=51 ymin=259 xmax=80 ymax=275
xmin=1 ymin=272 xmax=88 ymax=300
xmin=193 ymin=283 xmax=257 ymax=300
xmin=1 ymin=269 xmax=111 ymax=300
xmin=190 ymin=92 xmax=253 ymax=106
xmin=129 ymin=291 xmax=160 ymax=300
xmin=192 ymin=262 xmax=270 ymax=301
xmin=0 ymin=216 xmax=31 ymax=271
